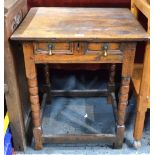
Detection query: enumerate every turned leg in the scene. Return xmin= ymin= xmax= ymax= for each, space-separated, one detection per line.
xmin=108 ymin=64 xmax=116 ymax=104
xmin=44 ymin=64 xmax=52 ymax=104
xmin=114 ymin=77 xmax=130 ymax=148
xmin=114 ymin=43 xmax=136 ymax=149
xmin=28 ymin=78 xmax=42 ymax=149
xmin=23 ymin=43 xmax=42 ymax=150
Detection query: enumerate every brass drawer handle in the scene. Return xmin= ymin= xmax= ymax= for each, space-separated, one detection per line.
xmin=48 ymin=44 xmax=54 ymax=55
xmin=95 ymin=43 xmax=109 ymax=60
xmin=101 ymin=43 xmax=108 ymax=57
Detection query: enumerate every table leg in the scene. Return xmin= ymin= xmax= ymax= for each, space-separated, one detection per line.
xmin=108 ymin=64 xmax=116 ymax=104
xmin=114 ymin=43 xmax=136 ymax=148
xmin=44 ymin=64 xmax=52 ymax=104
xmin=23 ymin=43 xmax=42 ymax=150
xmin=114 ymin=77 xmax=130 ymax=148
xmin=133 ymin=42 xmax=150 ymax=149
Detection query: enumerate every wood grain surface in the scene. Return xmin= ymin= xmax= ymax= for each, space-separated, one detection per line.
xmin=11 ymin=7 xmax=149 ymax=41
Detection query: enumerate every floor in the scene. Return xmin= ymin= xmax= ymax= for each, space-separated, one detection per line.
xmin=15 ymin=69 xmax=150 ymax=155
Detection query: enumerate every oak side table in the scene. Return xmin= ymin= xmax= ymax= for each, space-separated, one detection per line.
xmin=11 ymin=7 xmax=148 ymax=150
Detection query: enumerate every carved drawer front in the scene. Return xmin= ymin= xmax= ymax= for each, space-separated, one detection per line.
xmin=34 ymin=42 xmax=73 ymax=55
xmin=86 ymin=43 xmax=122 ymax=56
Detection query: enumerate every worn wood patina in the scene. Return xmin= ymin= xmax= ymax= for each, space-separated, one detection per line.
xmin=11 ymin=7 xmax=148 ymax=41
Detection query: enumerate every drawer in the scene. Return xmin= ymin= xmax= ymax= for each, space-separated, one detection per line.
xmin=86 ymin=42 xmax=122 ymax=57
xmin=33 ymin=42 xmax=123 ymax=63
xmin=87 ymin=43 xmax=120 ymax=51
xmin=34 ymin=42 xmax=123 ymax=64
xmin=34 ymin=42 xmax=122 ymax=57
xmin=34 ymin=42 xmax=73 ymax=55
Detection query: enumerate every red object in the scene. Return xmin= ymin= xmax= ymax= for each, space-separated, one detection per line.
xmin=28 ymin=0 xmax=130 ymax=8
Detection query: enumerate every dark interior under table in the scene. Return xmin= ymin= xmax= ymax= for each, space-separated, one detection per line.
xmin=38 ymin=69 xmax=119 ymax=144
xmin=42 ymin=96 xmax=115 ymax=136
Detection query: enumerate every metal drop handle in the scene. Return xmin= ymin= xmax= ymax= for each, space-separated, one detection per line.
xmin=102 ymin=43 xmax=108 ymax=57
xmin=48 ymin=44 xmax=54 ymax=55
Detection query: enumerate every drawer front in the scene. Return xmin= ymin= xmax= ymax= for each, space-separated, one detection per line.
xmin=87 ymin=43 xmax=120 ymax=53
xmin=34 ymin=42 xmax=122 ymax=56
xmin=34 ymin=42 xmax=123 ymax=64
xmin=86 ymin=42 xmax=122 ymax=59
xmin=33 ymin=42 xmax=123 ymax=63
xmin=34 ymin=42 xmax=73 ymax=55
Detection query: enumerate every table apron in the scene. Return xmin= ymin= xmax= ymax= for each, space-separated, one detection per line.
xmin=34 ymin=54 xmax=123 ymax=64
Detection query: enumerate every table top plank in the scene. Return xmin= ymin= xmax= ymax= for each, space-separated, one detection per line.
xmin=11 ymin=7 xmax=149 ymax=41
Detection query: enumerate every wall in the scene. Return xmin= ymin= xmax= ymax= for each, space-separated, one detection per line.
xmin=28 ymin=0 xmax=130 ymax=8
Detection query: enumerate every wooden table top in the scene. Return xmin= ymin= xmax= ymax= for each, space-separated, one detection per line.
xmin=11 ymin=7 xmax=149 ymax=41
